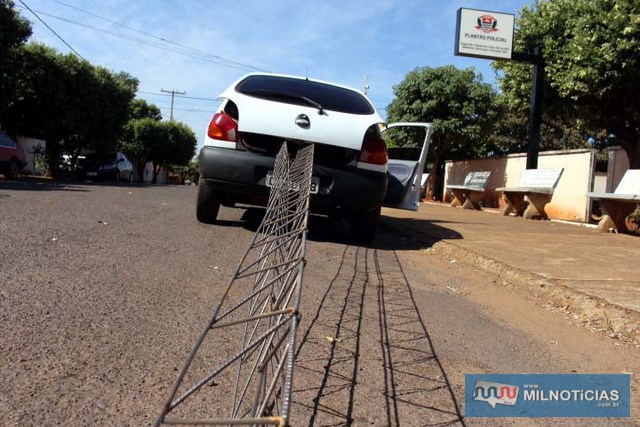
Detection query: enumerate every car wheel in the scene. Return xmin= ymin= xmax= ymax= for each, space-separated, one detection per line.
xmin=348 ymin=206 xmax=381 ymax=243
xmin=196 ymin=180 xmax=221 ymax=224
xmin=114 ymin=169 xmax=120 ymax=183
xmin=128 ymin=171 xmax=133 ymax=184
xmin=7 ymin=159 xmax=20 ymax=179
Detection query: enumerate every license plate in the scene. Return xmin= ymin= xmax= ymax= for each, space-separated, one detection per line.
xmin=87 ymin=172 xmax=98 ymax=177
xmin=265 ymin=173 xmax=319 ymax=194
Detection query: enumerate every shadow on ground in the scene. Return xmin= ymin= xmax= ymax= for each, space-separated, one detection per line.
xmin=291 ymin=246 xmax=466 ymax=426
xmin=0 ymin=179 xmax=90 ymax=192
xmin=216 ymin=207 xmax=463 ymax=251
xmin=0 ymin=177 xmax=160 ymax=192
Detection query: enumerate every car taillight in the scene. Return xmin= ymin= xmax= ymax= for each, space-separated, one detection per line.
xmin=357 ymin=135 xmax=388 ymax=172
xmin=207 ymin=113 xmax=238 ymax=142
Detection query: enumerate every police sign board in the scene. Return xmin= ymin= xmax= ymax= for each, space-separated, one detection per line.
xmin=455 ymin=8 xmax=515 ymax=60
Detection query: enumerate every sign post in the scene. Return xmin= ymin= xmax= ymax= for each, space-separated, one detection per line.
xmin=455 ymin=8 xmax=543 ymax=170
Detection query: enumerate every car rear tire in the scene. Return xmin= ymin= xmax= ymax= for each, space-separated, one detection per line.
xmin=197 ymin=180 xmax=221 ymax=224
xmin=348 ymin=206 xmax=380 ymax=243
xmin=7 ymin=159 xmax=20 ymax=179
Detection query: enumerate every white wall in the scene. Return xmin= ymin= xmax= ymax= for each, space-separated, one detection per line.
xmin=142 ymin=161 xmax=168 ymax=184
xmin=16 ymin=136 xmax=46 ymax=175
xmin=444 ymin=149 xmax=596 ymax=222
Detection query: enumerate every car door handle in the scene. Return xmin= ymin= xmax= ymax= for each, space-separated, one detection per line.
xmin=295 ymin=114 xmax=310 ymax=129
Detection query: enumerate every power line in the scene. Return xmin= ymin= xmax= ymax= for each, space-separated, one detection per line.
xmin=137 ymin=90 xmax=218 ymax=102
xmin=18 ymin=7 xmax=249 ymax=69
xmin=53 ymin=0 xmax=266 ymax=72
xmin=18 ymin=2 xmax=266 ymax=72
xmin=18 ymin=0 xmax=85 ymax=60
xmin=158 ymin=107 xmax=216 ymax=113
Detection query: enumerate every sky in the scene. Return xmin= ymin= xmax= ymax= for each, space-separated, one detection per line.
xmin=16 ymin=0 xmax=535 ymax=150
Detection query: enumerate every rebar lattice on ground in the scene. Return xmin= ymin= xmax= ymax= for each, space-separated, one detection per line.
xmin=155 ymin=143 xmax=314 ymax=426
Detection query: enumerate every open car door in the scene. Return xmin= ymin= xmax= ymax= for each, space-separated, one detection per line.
xmin=382 ymin=122 xmax=434 ymax=211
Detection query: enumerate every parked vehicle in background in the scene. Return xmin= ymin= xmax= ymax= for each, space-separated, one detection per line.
xmin=197 ymin=73 xmax=432 ymax=241
xmin=0 ymin=131 xmax=26 ymax=179
xmin=76 ymin=152 xmax=134 ymax=183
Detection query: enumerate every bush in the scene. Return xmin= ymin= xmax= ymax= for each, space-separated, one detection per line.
xmin=171 ymin=159 xmax=199 ymax=184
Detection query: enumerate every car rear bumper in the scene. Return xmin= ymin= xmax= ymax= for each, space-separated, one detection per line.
xmin=199 ymin=145 xmax=387 ymax=213
xmin=76 ymin=168 xmax=117 ymax=180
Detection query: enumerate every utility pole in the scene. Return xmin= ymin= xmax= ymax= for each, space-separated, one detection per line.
xmin=161 ymin=88 xmax=186 ymax=121
xmin=512 ymin=47 xmax=544 ymax=169
xmin=363 ymin=75 xmax=370 ymax=95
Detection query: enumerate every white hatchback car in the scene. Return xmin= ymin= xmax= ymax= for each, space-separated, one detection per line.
xmin=198 ymin=73 xmax=432 ymax=241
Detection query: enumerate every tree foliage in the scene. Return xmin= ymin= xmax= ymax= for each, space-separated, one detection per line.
xmin=2 ymin=42 xmax=138 ymax=173
xmin=148 ymin=121 xmax=197 ymax=183
xmin=1 ymin=2 xmax=139 ymax=175
xmin=171 ymin=158 xmax=199 ymax=184
xmin=491 ymin=100 xmax=586 ymax=154
xmin=386 ymin=65 xmax=497 ymax=199
xmin=166 ymin=121 xmax=197 ymax=166
xmin=130 ymin=99 xmax=162 ymax=121
xmin=121 ymin=118 xmax=196 ymax=183
xmin=121 ymin=118 xmax=165 ymax=181
xmin=0 ymin=0 xmax=32 ymax=119
xmin=493 ymin=0 xmax=640 ymax=166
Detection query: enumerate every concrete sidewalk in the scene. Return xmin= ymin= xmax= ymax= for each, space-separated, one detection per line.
xmin=383 ymin=202 xmax=640 ymax=344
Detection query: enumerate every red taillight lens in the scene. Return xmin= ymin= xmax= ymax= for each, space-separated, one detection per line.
xmin=358 ymin=136 xmax=388 ymax=165
xmin=207 ymin=113 xmax=238 ymax=142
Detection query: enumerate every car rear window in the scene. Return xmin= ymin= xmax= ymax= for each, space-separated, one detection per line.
xmin=236 ymin=75 xmax=375 ymax=115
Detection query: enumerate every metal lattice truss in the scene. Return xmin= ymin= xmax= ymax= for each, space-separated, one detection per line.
xmin=155 ymin=143 xmax=314 ymax=426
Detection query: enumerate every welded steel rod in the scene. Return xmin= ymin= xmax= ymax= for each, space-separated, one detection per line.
xmin=155 ymin=143 xmax=314 ymax=427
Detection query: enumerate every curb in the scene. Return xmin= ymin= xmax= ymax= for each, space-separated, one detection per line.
xmin=382 ymin=221 xmax=640 ymax=346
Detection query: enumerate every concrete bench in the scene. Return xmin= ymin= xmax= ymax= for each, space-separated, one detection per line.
xmin=446 ymin=171 xmax=491 ymax=210
xmin=586 ymin=169 xmax=640 ymax=232
xmin=496 ymin=168 xmax=564 ymax=219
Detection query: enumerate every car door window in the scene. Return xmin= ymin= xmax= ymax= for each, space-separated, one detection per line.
xmin=382 ymin=123 xmax=433 ymax=211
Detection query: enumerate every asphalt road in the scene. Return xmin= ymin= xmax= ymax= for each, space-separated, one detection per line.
xmin=1 ymin=181 xmax=638 ymax=426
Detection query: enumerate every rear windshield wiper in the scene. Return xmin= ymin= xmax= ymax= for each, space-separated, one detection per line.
xmin=242 ymin=90 xmax=325 ymax=115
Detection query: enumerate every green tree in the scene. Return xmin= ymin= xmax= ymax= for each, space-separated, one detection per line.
xmin=130 ymin=99 xmax=162 ymax=121
xmin=492 ymin=100 xmax=586 ymax=154
xmin=386 ymin=65 xmax=497 ymax=199
xmin=121 ymin=118 xmax=166 ymax=181
xmin=84 ymin=67 xmax=138 ymax=152
xmin=121 ymin=99 xmax=162 ymax=180
xmin=149 ymin=121 xmax=196 ymax=183
xmin=0 ymin=0 xmax=31 ymax=120
xmin=121 ymin=119 xmax=196 ymax=183
xmin=4 ymin=43 xmax=138 ymax=173
xmin=167 ymin=121 xmax=197 ymax=166
xmin=493 ymin=0 xmax=640 ymax=167
xmin=172 ymin=158 xmax=199 ymax=184
xmin=6 ymin=43 xmax=79 ymax=169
